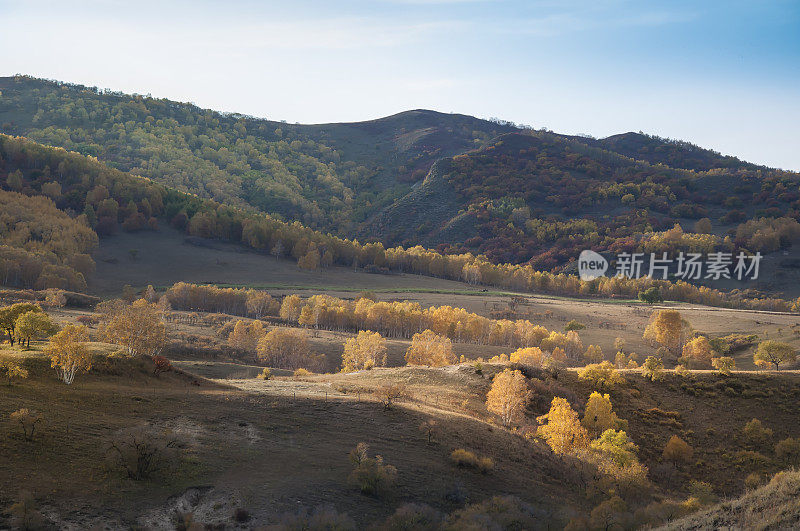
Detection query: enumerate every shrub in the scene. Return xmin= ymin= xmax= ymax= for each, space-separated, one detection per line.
xmin=743 ymin=418 xmax=773 ymax=448
xmin=381 ymin=503 xmax=443 ymax=531
xmin=10 ymin=408 xmax=42 ymax=441
xmin=450 ymin=449 xmax=494 ymax=474
xmin=775 ymin=437 xmax=800 ymax=467
xmin=577 ymin=361 xmax=624 ymax=389
xmin=663 ymin=435 xmax=693 ymax=465
xmin=445 ymin=495 xmax=543 ymax=529
xmin=374 ymin=383 xmax=408 ymax=410
xmin=688 ymin=480 xmax=716 ymax=505
xmin=257 ymin=367 xmax=272 ymax=380
xmin=641 ymin=356 xmax=665 ymax=381
xmin=0 ymin=359 xmax=28 ymax=384
xmin=152 ymin=355 xmax=172 ymax=375
xmin=347 ymin=443 xmax=397 ymax=496
xmin=106 ymin=425 xmax=182 ymax=480
xmin=744 ymin=472 xmax=764 ymax=490
xmin=293 ymin=368 xmax=312 ymax=378
xmin=711 ymin=356 xmax=736 ymax=375
xmin=565 ymin=319 xmax=585 ymax=331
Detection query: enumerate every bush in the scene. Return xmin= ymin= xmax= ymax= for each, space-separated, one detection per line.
xmin=381 ymin=503 xmax=443 ymax=531
xmin=10 ymin=408 xmax=42 ymax=441
xmin=711 ymin=356 xmax=736 ymax=375
xmin=663 ymin=435 xmax=693 ymax=465
xmin=775 ymin=437 xmax=800 ymax=467
xmin=641 ymin=356 xmax=665 ymax=381
xmin=106 ymin=425 xmax=182 ymax=480
xmin=565 ymin=319 xmax=585 ymax=331
xmin=152 ymin=355 xmax=172 ymax=375
xmin=743 ymin=418 xmax=773 ymax=448
xmin=293 ymin=368 xmax=312 ymax=378
xmin=577 ymin=361 xmax=624 ymax=389
xmin=374 ymin=383 xmax=409 ymax=410
xmin=347 ymin=443 xmax=397 ymax=496
xmin=745 ymin=472 xmax=764 ymax=490
xmin=450 ymin=449 xmax=494 ymax=474
xmin=688 ymin=480 xmax=716 ymax=505
xmin=445 ymin=495 xmax=543 ymax=529
xmin=257 ymin=367 xmax=272 ymax=380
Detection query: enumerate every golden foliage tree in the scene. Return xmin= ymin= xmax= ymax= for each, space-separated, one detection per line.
xmin=404 ymin=329 xmax=455 ymax=367
xmin=342 ymin=330 xmax=387 ymax=372
xmin=583 ymin=344 xmax=604 ymax=364
xmin=680 ymin=336 xmax=714 ymax=369
xmin=582 ymin=392 xmax=627 ymax=435
xmin=46 ymin=324 xmax=92 ymax=384
xmin=256 ymin=327 xmax=310 ymax=369
xmin=101 ymin=299 xmax=166 ymax=356
xmin=537 ymin=397 xmax=590 ymax=455
xmin=509 ymin=346 xmax=544 ymax=368
xmin=577 ymin=361 xmax=624 ymax=389
xmin=228 ymin=320 xmax=265 ymax=353
xmin=485 ymin=369 xmax=531 ymax=427
xmin=643 ymin=309 xmax=691 ymax=361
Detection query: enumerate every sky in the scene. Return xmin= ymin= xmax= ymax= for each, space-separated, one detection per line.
xmin=1 ymin=0 xmax=799 ymax=169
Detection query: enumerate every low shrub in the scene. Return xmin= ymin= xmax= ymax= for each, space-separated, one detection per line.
xmin=450 ymin=449 xmax=494 ymax=474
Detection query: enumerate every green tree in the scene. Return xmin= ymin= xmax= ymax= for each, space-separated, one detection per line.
xmin=754 ymin=340 xmax=797 ymax=370
xmin=15 ymin=311 xmax=58 ymax=348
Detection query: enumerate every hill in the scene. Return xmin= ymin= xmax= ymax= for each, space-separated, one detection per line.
xmin=659 ymin=469 xmax=800 ymax=530
xmin=4 ymin=75 xmax=800 ymax=281
xmin=0 ymin=76 xmax=513 ymax=233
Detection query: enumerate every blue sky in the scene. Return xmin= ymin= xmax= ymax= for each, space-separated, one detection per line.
xmin=1 ymin=0 xmax=798 ymax=169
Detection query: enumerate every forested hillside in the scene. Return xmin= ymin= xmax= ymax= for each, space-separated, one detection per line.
xmin=368 ymin=133 xmax=800 ymax=268
xmin=3 ymin=75 xmax=799 ymax=278
xmin=2 ymin=134 xmax=796 ymax=312
xmin=0 ymin=76 xmax=512 ymax=232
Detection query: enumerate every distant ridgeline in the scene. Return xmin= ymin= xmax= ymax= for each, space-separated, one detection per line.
xmin=0 ymin=134 xmax=797 ymax=312
xmin=2 ymin=76 xmax=800 ymax=279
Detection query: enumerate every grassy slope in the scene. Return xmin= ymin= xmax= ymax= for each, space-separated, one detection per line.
xmin=658 ymin=470 xmax=800 ymax=530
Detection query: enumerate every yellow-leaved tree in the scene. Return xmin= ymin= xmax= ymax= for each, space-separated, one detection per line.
xmin=46 ymin=324 xmax=92 ymax=384
xmin=537 ymin=397 xmax=589 ymax=455
xmin=404 ymin=329 xmax=455 ymax=367
xmin=228 ymin=320 xmax=265 ymax=354
xmin=509 ymin=346 xmax=544 ymax=368
xmin=341 ymin=330 xmax=387 ymax=372
xmin=582 ymin=392 xmax=627 ymax=435
xmin=680 ymin=335 xmax=714 ymax=369
xmin=101 ymin=299 xmax=166 ymax=356
xmin=643 ymin=309 xmax=692 ymax=361
xmin=486 ymin=369 xmax=531 ymax=427
xmin=256 ymin=327 xmax=310 ymax=369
